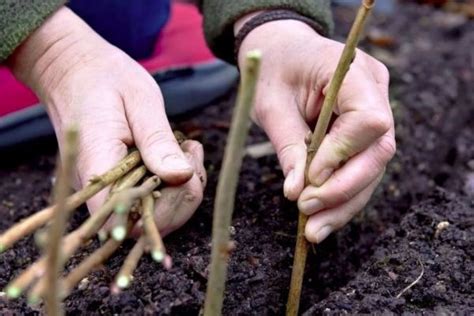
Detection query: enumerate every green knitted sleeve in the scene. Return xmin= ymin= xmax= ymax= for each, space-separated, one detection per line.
xmin=0 ymin=0 xmax=66 ymax=62
xmin=201 ymin=0 xmax=334 ymax=64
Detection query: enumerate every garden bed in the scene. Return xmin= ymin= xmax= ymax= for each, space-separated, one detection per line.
xmin=0 ymin=3 xmax=473 ymax=315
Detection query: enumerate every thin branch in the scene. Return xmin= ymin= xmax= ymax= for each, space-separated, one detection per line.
xmin=287 ymin=1 xmax=376 ymax=315
xmin=396 ymin=258 xmax=424 ymax=299
xmin=110 ymin=166 xmax=147 ymax=194
xmin=45 ymin=127 xmax=78 ymax=316
xmin=141 ymin=194 xmax=166 ymax=263
xmin=0 ymin=151 xmax=141 ymax=252
xmin=6 ymin=173 xmax=155 ymax=299
xmin=203 ymin=50 xmax=262 ymax=316
xmin=113 ymin=236 xmax=145 ymax=291
xmin=98 ymin=165 xmax=147 ymax=241
xmin=61 ymin=216 xmax=139 ymax=298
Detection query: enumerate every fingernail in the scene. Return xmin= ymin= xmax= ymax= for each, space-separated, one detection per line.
xmin=299 ymin=198 xmax=324 ymax=215
xmin=162 ymin=155 xmax=191 ymax=171
xmin=283 ymin=170 xmax=295 ymax=198
xmin=314 ymin=168 xmax=333 ymax=186
xmin=315 ymin=225 xmax=333 ymax=243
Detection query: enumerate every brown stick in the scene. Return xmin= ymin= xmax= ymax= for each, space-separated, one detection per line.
xmin=203 ymin=50 xmax=262 ymax=316
xmin=0 ymin=151 xmax=141 ymax=252
xmin=99 ymin=165 xmax=147 ymax=241
xmin=141 ymin=194 xmax=166 ymax=262
xmin=7 ymin=173 xmax=154 ymax=299
xmin=45 ymin=127 xmax=78 ymax=316
xmin=286 ymin=1 xmax=376 ymax=315
xmin=113 ymin=236 xmax=146 ymax=290
xmin=62 ymin=239 xmax=122 ymax=297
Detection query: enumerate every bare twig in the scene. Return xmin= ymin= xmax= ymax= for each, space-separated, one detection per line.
xmin=99 ymin=165 xmax=147 ymax=240
xmin=113 ymin=236 xmax=146 ymax=290
xmin=141 ymin=194 xmax=166 ymax=263
xmin=286 ymin=1 xmax=376 ymax=315
xmin=45 ymin=127 xmax=78 ymax=316
xmin=396 ymin=258 xmax=424 ymax=299
xmin=110 ymin=165 xmax=147 ymax=194
xmin=61 ymin=217 xmax=139 ymax=298
xmin=203 ymin=50 xmax=262 ymax=316
xmin=0 ymin=151 xmax=141 ymax=252
xmin=7 ymin=174 xmax=156 ymax=299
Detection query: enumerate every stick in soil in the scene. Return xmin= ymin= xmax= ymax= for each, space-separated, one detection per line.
xmin=45 ymin=127 xmax=79 ymax=316
xmin=0 ymin=151 xmax=141 ymax=252
xmin=141 ymin=194 xmax=166 ymax=263
xmin=286 ymin=1 xmax=376 ymax=315
xmin=6 ymin=172 xmax=155 ymax=299
xmin=203 ymin=50 xmax=262 ymax=316
xmin=113 ymin=236 xmax=146 ymax=291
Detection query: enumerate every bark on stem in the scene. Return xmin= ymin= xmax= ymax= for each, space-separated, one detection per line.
xmin=114 ymin=236 xmax=146 ymax=290
xmin=61 ymin=217 xmax=139 ymax=298
xmin=26 ymin=177 xmax=159 ymax=302
xmin=7 ymin=170 xmax=151 ymax=299
xmin=0 ymin=151 xmax=141 ymax=252
xmin=141 ymin=194 xmax=166 ymax=262
xmin=203 ymin=50 xmax=261 ymax=316
xmin=45 ymin=127 xmax=78 ymax=316
xmin=286 ymin=1 xmax=376 ymax=315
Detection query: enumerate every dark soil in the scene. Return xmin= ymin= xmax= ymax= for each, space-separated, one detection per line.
xmin=0 ymin=3 xmax=473 ymax=315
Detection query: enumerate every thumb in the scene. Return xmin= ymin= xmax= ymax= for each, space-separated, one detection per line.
xmin=255 ymin=91 xmax=310 ymax=201
xmin=123 ymin=81 xmax=193 ymax=185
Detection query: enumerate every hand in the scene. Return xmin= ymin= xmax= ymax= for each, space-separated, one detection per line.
xmin=236 ymin=17 xmax=395 ymax=243
xmin=8 ymin=7 xmax=206 ymax=236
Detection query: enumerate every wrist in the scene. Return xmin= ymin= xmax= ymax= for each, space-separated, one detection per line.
xmin=234 ymin=11 xmax=325 ymax=64
xmin=7 ymin=7 xmax=102 ymax=96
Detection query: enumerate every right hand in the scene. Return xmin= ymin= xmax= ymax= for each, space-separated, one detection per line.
xmin=8 ymin=7 xmax=206 ymax=236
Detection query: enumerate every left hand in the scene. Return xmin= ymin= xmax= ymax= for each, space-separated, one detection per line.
xmin=235 ymin=16 xmax=396 ymax=243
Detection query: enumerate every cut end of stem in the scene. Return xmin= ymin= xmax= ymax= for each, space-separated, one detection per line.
xmin=364 ymin=0 xmax=375 ymax=8
xmin=246 ymin=49 xmax=262 ymax=61
xmin=6 ymin=286 xmax=21 ymax=299
xmin=111 ymin=226 xmax=127 ymax=241
xmin=114 ymin=204 xmax=127 ymax=214
xmin=27 ymin=294 xmax=40 ymax=306
xmin=151 ymin=250 xmax=164 ymax=263
xmin=163 ymin=255 xmax=173 ymax=270
xmin=116 ymin=275 xmax=130 ymax=289
xmin=98 ymin=229 xmax=108 ymax=243
xmin=0 ymin=244 xmax=5 ymax=253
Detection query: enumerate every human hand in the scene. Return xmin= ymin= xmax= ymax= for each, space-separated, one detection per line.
xmin=236 ymin=17 xmax=395 ymax=243
xmin=8 ymin=7 xmax=206 ymax=236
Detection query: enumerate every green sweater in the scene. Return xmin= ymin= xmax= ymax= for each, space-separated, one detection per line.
xmin=0 ymin=0 xmax=332 ymax=64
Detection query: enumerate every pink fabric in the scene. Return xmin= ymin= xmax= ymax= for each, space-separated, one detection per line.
xmin=0 ymin=3 xmax=214 ymax=117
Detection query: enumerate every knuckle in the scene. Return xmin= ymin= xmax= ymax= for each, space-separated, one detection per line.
xmin=143 ymin=129 xmax=178 ymax=151
xmin=252 ymin=101 xmax=271 ymax=126
xmin=338 ymin=187 xmax=353 ymax=204
xmin=364 ymin=112 xmax=392 ymax=136
xmin=183 ymin=187 xmax=203 ymax=205
xmin=376 ymin=135 xmax=397 ymax=161
xmin=328 ymin=133 xmax=352 ymax=161
xmin=373 ymin=60 xmax=390 ymax=83
xmin=276 ymin=142 xmax=304 ymax=169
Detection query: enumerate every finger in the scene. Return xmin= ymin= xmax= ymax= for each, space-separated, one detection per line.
xmin=153 ymin=140 xmax=206 ymax=237
xmin=305 ymin=172 xmax=383 ymax=243
xmin=298 ymin=132 xmax=395 ymax=215
xmin=123 ymin=78 xmax=193 ymax=185
xmin=254 ymin=87 xmax=310 ymax=201
xmin=308 ymin=66 xmax=392 ymax=186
